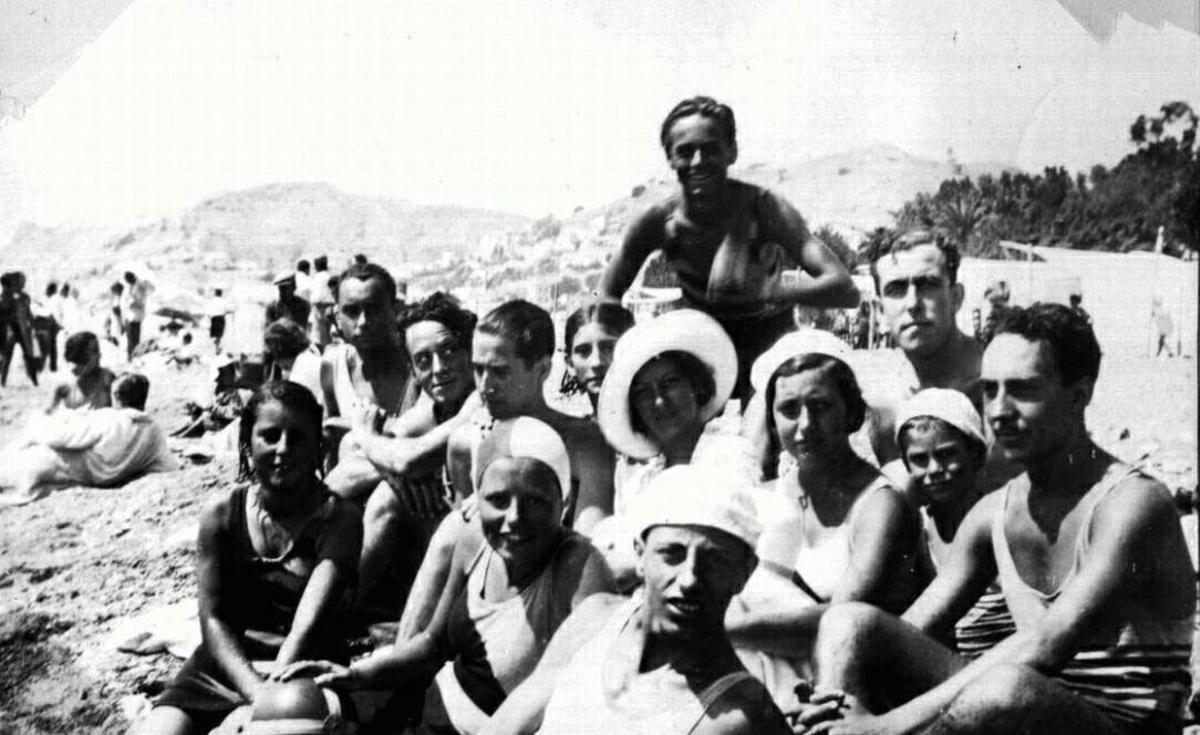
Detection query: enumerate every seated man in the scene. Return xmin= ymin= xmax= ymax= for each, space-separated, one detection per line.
xmin=796 ymin=304 xmax=1194 ymax=735
xmin=1 ymin=373 xmax=177 ymax=505
xmin=327 ymin=292 xmax=481 ymax=624
xmin=47 ymin=331 xmax=116 ymax=412
xmin=483 ymin=463 xmax=790 ymax=734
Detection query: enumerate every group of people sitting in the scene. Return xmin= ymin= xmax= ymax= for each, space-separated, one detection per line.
xmin=110 ymin=95 xmax=1193 ymax=735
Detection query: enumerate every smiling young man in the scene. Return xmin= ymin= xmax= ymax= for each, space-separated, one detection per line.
xmin=794 ymin=304 xmax=1194 ymax=735
xmin=600 ymin=96 xmax=857 ymax=404
xmin=481 ymin=463 xmax=789 ymax=735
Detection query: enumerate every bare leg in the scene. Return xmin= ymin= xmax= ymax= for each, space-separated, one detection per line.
xmin=129 ymin=705 xmax=200 ymax=735
xmin=814 ymin=602 xmax=966 ymax=714
xmin=922 ymin=663 xmax=1123 ymax=735
xmin=397 ymin=511 xmax=470 ymax=640
xmin=355 ymin=481 xmax=439 ymax=625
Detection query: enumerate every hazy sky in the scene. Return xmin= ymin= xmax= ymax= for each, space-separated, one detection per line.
xmin=0 ymin=0 xmax=1197 ymax=228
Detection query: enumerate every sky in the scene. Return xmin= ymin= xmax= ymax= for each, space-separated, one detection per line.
xmin=0 ymin=0 xmax=1197 ymax=231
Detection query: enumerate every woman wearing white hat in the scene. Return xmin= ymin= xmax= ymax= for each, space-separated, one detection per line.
xmin=278 ymin=417 xmax=615 ymax=734
xmin=751 ymin=330 xmax=928 ymax=612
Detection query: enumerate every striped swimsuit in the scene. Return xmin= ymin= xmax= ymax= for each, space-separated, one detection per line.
xmin=992 ymin=468 xmax=1193 ymax=732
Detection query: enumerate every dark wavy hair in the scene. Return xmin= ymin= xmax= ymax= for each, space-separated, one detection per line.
xmin=334 ymin=261 xmax=397 ymax=304
xmin=991 ymin=302 xmax=1101 ymax=386
xmin=659 ymin=96 xmax=737 ymax=152
xmin=560 ymin=302 xmax=636 ymax=395
xmin=263 ymin=319 xmax=311 ymax=362
xmin=628 ymin=351 xmax=717 ymax=438
xmin=64 ymin=331 xmax=100 ymax=363
xmin=237 ymin=381 xmax=325 ymax=482
xmin=399 ymin=291 xmax=477 ymax=350
xmin=477 ymin=299 xmax=554 ymax=365
xmin=764 ymin=353 xmax=867 ymax=455
xmin=866 ymin=229 xmax=962 ymax=290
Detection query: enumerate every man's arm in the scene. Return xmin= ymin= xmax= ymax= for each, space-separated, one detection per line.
xmin=567 ymin=423 xmax=616 ymax=535
xmin=763 ymin=196 xmax=858 ymax=309
xmin=480 ymin=594 xmax=624 ymax=735
xmin=871 ymin=476 xmax=1181 ymax=733
xmin=901 ymin=493 xmax=1000 ymax=643
xmin=599 ymin=207 xmax=667 ymax=301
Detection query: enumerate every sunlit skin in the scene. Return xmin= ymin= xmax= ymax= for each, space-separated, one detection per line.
xmin=567 ymin=321 xmax=621 ymax=401
xmin=875 ymin=245 xmax=963 ymax=359
xmin=405 ymin=320 xmax=472 ymax=408
xmin=335 ymin=276 xmax=398 ymax=356
xmin=981 ymin=334 xmax=1084 ymax=466
xmin=476 ymin=458 xmax=564 ymax=584
xmin=664 ymin=114 xmax=737 ymax=218
xmin=630 ymin=358 xmax=704 ymax=463
xmin=250 ymin=400 xmax=323 ymax=516
xmin=771 ymin=368 xmax=854 ymax=466
xmin=636 ymin=525 xmax=754 ymax=642
xmin=472 ymin=332 xmax=548 ymax=421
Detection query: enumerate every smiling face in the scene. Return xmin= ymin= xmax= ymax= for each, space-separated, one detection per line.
xmin=638 ymin=524 xmax=752 ymax=639
xmin=875 ymin=245 xmax=962 ymax=358
xmin=567 ymin=321 xmax=621 ymax=398
xmin=405 ymin=319 xmax=472 ymax=407
xmin=472 ymin=332 xmax=548 ymax=420
xmin=664 ymin=113 xmax=737 ymax=205
xmin=900 ymin=420 xmax=980 ymax=507
xmin=771 ymin=367 xmax=853 ymax=463
xmin=477 ymin=457 xmax=563 ymax=569
xmin=630 ymin=357 xmax=704 ymax=450
xmin=250 ymin=399 xmax=321 ymax=509
xmin=336 ymin=276 xmax=398 ymax=354
xmin=981 ymin=334 xmax=1083 ymax=465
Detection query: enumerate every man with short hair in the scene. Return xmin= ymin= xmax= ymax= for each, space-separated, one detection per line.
xmin=863 ymin=231 xmax=985 ymax=466
xmin=317 ymin=262 xmax=414 ymax=467
xmin=483 ymin=464 xmax=790 ymax=734
xmin=795 ymin=303 xmax=1194 ymax=735
xmin=601 ymin=95 xmax=857 ymax=403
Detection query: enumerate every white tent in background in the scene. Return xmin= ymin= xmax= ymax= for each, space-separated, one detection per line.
xmin=959 ymin=243 xmax=1198 ymax=358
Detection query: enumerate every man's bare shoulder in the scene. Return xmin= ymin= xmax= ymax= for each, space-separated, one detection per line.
xmin=1094 ymin=464 xmax=1179 ymax=530
xmin=542 ymin=409 xmax=606 ymax=446
xmin=695 ymin=676 xmax=790 ymax=735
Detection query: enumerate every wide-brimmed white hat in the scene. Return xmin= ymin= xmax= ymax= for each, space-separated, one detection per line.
xmin=473 ymin=416 xmax=572 ymax=500
xmin=749 ymin=328 xmax=856 ymax=395
xmin=597 ymin=309 xmax=736 ymax=459
xmin=893 ymin=388 xmax=990 ymax=451
xmin=629 ymin=464 xmax=762 ymax=551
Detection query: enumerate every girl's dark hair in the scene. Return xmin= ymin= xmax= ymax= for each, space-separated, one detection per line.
xmin=764 ymin=354 xmax=867 ymax=454
xmin=628 ymin=351 xmax=716 ymax=437
xmin=263 ymin=319 xmax=311 ymax=361
xmin=559 ymin=302 xmax=635 ymax=395
xmin=237 ymin=381 xmax=325 ymax=482
xmin=896 ymin=416 xmax=988 ymax=471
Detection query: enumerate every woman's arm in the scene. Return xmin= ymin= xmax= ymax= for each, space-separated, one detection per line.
xmin=196 ymin=497 xmax=264 ymax=701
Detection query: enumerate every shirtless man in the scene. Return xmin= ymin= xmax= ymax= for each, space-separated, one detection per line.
xmin=795 ymin=303 xmax=1195 ymax=735
xmin=863 ymin=231 xmax=983 ymax=467
xmin=483 ymin=463 xmax=789 ymax=734
xmin=48 ymin=331 xmax=116 ymax=412
xmin=600 ymin=96 xmax=857 ymax=404
xmin=316 ymin=262 xmax=414 ymax=470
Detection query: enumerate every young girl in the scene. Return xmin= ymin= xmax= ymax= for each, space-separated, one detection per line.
xmin=558 ymin=303 xmax=635 ymax=417
xmin=895 ymin=388 xmax=1013 ymax=657
xmin=135 ymin=381 xmax=362 ymax=735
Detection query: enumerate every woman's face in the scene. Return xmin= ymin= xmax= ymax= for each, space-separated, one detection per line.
xmin=771 ymin=367 xmax=853 ymax=462
xmin=251 ymin=399 xmax=320 ymax=503
xmin=568 ymin=321 xmax=622 ymax=397
xmin=477 ymin=458 xmax=563 ymax=568
xmin=631 ymin=357 xmax=703 ymax=448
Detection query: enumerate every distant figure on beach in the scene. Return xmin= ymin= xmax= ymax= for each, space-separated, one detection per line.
xmin=205 ymin=288 xmax=231 ymax=353
xmin=32 ymin=281 xmax=62 ymax=374
xmin=294 ymin=258 xmax=313 ymax=302
xmin=48 ymin=331 xmax=116 ymax=412
xmin=1152 ymin=297 xmax=1175 ymax=358
xmin=265 ymin=272 xmax=312 ymax=328
xmin=122 ymin=271 xmax=153 ymax=361
xmin=600 ymin=95 xmax=857 ymax=403
xmin=0 ymin=373 xmax=176 ymax=506
xmin=309 ymin=255 xmax=337 ymax=350
xmin=0 ymin=271 xmax=40 ymax=386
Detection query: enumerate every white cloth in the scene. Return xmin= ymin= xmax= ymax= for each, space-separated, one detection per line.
xmin=21 ymin=407 xmax=177 ymax=486
xmin=122 ymin=280 xmax=153 ymax=323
